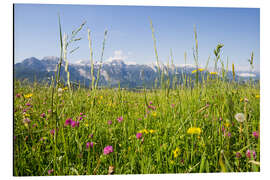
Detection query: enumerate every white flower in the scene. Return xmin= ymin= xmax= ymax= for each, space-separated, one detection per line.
xmin=235 ymin=113 xmax=245 ymax=122
xmin=58 ymin=88 xmax=63 ymax=93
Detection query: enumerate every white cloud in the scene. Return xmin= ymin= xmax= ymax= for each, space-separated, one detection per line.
xmin=106 ymin=50 xmax=136 ymax=65
xmin=107 ymin=50 xmax=128 ymax=62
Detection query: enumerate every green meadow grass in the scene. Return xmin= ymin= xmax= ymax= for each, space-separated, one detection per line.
xmin=14 ymin=79 xmax=260 ymax=175
xmin=13 ymin=18 xmax=260 ymax=175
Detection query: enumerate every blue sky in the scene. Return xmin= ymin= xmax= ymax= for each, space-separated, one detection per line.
xmin=14 ymin=4 xmax=260 ymax=71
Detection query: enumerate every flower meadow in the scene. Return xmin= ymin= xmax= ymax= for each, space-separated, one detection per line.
xmin=13 ymin=18 xmax=260 ymax=175
xmin=13 ymin=78 xmax=260 ymax=175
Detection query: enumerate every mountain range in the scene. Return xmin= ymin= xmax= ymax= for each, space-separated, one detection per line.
xmin=14 ymin=56 xmax=260 ymax=88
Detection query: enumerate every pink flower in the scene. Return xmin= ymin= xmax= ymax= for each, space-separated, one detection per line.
xmin=50 ymin=129 xmax=55 ymax=135
xmin=171 ymin=104 xmax=175 ymax=108
xmin=108 ymin=120 xmax=112 ymax=125
xmin=65 ymin=118 xmax=72 ymax=126
xmin=40 ymin=113 xmax=46 ymax=118
xmin=48 ymin=169 xmax=54 ymax=175
xmin=117 ymin=116 xmax=123 ymax=123
xmin=138 ymin=118 xmax=142 ymax=121
xmin=86 ymin=142 xmax=94 ymax=149
xmin=103 ymin=146 xmax=113 ymax=155
xmin=252 ymin=131 xmax=259 ymax=138
xmin=246 ymin=150 xmax=251 ymax=159
xmin=136 ymin=133 xmax=142 ymax=139
xmin=71 ymin=121 xmax=79 ymax=128
xmin=16 ymin=94 xmax=21 ymax=98
xmin=149 ymin=101 xmax=153 ymax=105
xmin=253 ymin=151 xmax=256 ymax=160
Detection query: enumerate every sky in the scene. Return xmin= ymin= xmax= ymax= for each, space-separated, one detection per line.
xmin=14 ymin=4 xmax=260 ymax=72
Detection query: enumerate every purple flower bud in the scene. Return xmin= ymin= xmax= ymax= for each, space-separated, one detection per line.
xmin=246 ymin=150 xmax=251 ymax=159
xmin=86 ymin=142 xmax=94 ymax=149
xmin=26 ymin=103 xmax=31 ymax=106
xmin=253 ymin=151 xmax=256 ymax=160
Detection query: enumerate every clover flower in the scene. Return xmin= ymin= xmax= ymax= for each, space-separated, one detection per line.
xmin=103 ymin=146 xmax=113 ymax=155
xmin=117 ymin=116 xmax=123 ymax=123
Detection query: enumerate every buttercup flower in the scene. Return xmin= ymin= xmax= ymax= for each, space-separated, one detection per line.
xmin=187 ymin=127 xmax=202 ymax=135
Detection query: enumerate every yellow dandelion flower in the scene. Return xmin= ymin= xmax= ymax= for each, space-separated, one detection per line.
xmin=210 ymin=72 xmax=217 ymax=75
xmin=173 ymin=147 xmax=180 ymax=158
xmin=187 ymin=127 xmax=202 ymax=135
xmin=24 ymin=93 xmax=33 ymax=98
xmin=255 ymin=95 xmax=260 ymax=99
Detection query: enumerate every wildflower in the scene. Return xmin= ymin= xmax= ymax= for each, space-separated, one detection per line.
xmin=50 ymin=129 xmax=55 ymax=136
xmin=58 ymin=88 xmax=63 ymax=93
xmin=71 ymin=120 xmax=79 ymax=128
xmin=210 ymin=72 xmax=217 ymax=75
xmin=117 ymin=116 xmax=123 ymax=123
xmin=148 ymin=105 xmax=156 ymax=110
xmin=32 ymin=123 xmax=37 ymax=128
xmin=23 ymin=118 xmax=31 ymax=124
xmin=252 ymin=131 xmax=259 ymax=138
xmin=40 ymin=113 xmax=46 ymax=118
xmin=235 ymin=113 xmax=245 ymax=123
xmin=246 ymin=150 xmax=251 ymax=159
xmin=16 ymin=94 xmax=21 ymax=98
xmin=84 ymin=123 xmax=89 ymax=127
xmin=149 ymin=129 xmax=156 ymax=133
xmin=138 ymin=118 xmax=142 ymax=121
xmin=149 ymin=101 xmax=153 ymax=105
xmin=86 ymin=142 xmax=94 ymax=149
xmin=198 ymin=68 xmax=204 ymax=72
xmin=48 ymin=169 xmax=54 ymax=175
xmin=65 ymin=118 xmax=72 ymax=126
xmin=224 ymin=122 xmax=230 ymax=128
xmin=226 ymin=132 xmax=231 ymax=137
xmin=151 ymin=111 xmax=157 ymax=117
xmin=25 ymin=103 xmax=31 ymax=106
xmin=136 ymin=133 xmax=142 ymax=139
xmin=89 ymin=134 xmax=93 ymax=138
xmin=173 ymin=147 xmax=180 ymax=158
xmin=255 ymin=95 xmax=260 ymax=99
xmin=24 ymin=93 xmax=33 ymax=98
xmin=192 ymin=69 xmax=197 ymax=74
xmin=236 ymin=152 xmax=242 ymax=158
xmin=171 ymin=104 xmax=175 ymax=108
xmin=187 ymin=127 xmax=202 ymax=135
xmin=253 ymin=151 xmax=256 ymax=160
xmin=108 ymin=120 xmax=112 ymax=125
xmin=103 ymin=146 xmax=113 ymax=155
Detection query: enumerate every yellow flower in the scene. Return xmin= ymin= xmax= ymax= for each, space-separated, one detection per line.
xmin=187 ymin=127 xmax=202 ymax=135
xmin=100 ymin=96 xmax=103 ymax=100
xmin=256 ymin=95 xmax=260 ymax=99
xmin=173 ymin=147 xmax=180 ymax=158
xmin=170 ymin=160 xmax=175 ymax=165
xmin=224 ymin=122 xmax=230 ymax=128
xmin=210 ymin=72 xmax=217 ymax=75
xmin=149 ymin=129 xmax=156 ymax=133
xmin=84 ymin=123 xmax=89 ymax=127
xmin=24 ymin=93 xmax=33 ymax=98
xmin=152 ymin=111 xmax=157 ymax=117
xmin=139 ymin=129 xmax=149 ymax=134
xmin=240 ymin=98 xmax=243 ymax=102
xmin=63 ymin=87 xmax=68 ymax=90
xmin=198 ymin=68 xmax=204 ymax=72
xmin=192 ymin=69 xmax=197 ymax=74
